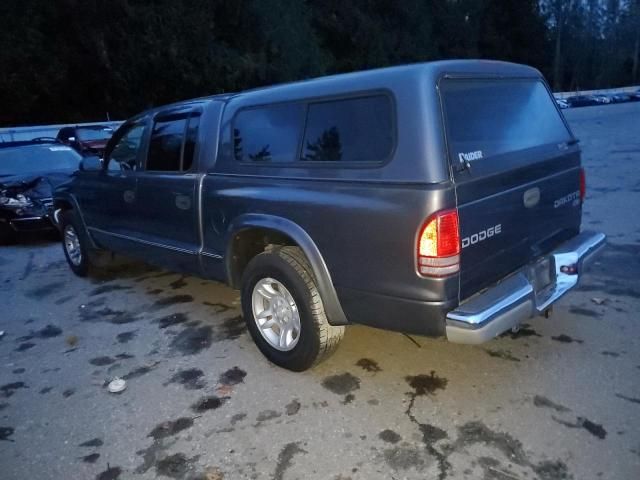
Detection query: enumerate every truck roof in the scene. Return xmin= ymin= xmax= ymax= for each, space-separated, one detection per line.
xmin=136 ymin=60 xmax=542 ymax=117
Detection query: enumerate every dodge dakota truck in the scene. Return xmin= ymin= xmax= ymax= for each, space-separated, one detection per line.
xmin=54 ymin=60 xmax=606 ymax=371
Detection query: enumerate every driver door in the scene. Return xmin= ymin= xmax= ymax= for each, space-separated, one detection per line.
xmin=85 ymin=120 xmax=148 ymax=252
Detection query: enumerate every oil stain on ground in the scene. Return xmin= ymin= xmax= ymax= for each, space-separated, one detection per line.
xmin=116 ymin=331 xmax=137 ymax=344
xmin=0 ymin=426 xmax=15 ymax=442
xmin=552 ymin=416 xmax=607 ymax=439
xmin=1 ymin=382 xmax=27 ymax=398
xmin=217 ymin=315 xmax=246 ymax=340
xmin=321 ymin=373 xmax=361 ymax=395
xmin=149 ymin=418 xmax=194 ymax=440
xmin=533 ymin=395 xmax=571 ymax=412
xmin=81 ymin=453 xmax=100 ymax=463
xmin=379 ymin=429 xmax=401 ymax=444
xmin=153 ymin=295 xmax=194 ymax=309
xmin=96 ymin=465 xmax=122 ymax=480
xmin=122 ymin=362 xmax=160 ymax=381
xmin=155 ymin=313 xmax=189 ymax=329
xmin=169 ymin=326 xmax=212 ymax=355
xmin=356 ymin=358 xmax=382 ymax=373
xmin=551 ymin=334 xmax=584 ymax=344
xmin=79 ymin=438 xmax=103 ymax=447
xmin=285 ymin=399 xmax=301 ymax=416
xmin=485 ymin=349 xmax=521 ymax=362
xmin=192 ymin=396 xmax=227 ymax=413
xmin=90 ymin=284 xmax=132 ymax=296
xmin=218 ymin=367 xmax=246 ymax=386
xmin=156 ymin=452 xmax=199 ymax=479
xmin=405 ymin=371 xmax=448 ymax=396
xmin=165 ymin=368 xmax=206 ymax=390
xmin=273 ymin=442 xmax=307 ymax=480
xmin=17 ymin=324 xmax=63 ymax=341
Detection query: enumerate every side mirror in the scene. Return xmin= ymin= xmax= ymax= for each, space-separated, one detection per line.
xmin=80 ymin=156 xmax=103 ymax=171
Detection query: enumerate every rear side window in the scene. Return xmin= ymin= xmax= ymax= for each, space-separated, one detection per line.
xmin=301 ymin=95 xmax=393 ymax=162
xmin=441 ymin=79 xmax=571 ymax=163
xmin=146 ymin=113 xmax=200 ymax=172
xmin=233 ymin=103 xmax=304 ymax=162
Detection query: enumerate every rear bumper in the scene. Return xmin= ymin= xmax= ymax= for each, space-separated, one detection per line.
xmin=445 ymin=231 xmax=606 ymax=344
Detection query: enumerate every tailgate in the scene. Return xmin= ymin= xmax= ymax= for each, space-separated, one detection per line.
xmin=439 ymin=78 xmax=582 ymax=300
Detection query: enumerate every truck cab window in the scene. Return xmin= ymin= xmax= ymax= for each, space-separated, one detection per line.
xmin=107 ymin=123 xmax=145 ymax=171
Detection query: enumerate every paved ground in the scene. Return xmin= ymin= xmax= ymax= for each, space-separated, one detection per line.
xmin=1 ymin=102 xmax=639 ymax=480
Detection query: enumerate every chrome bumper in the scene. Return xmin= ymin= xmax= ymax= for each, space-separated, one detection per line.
xmin=445 ymin=231 xmax=606 ymax=344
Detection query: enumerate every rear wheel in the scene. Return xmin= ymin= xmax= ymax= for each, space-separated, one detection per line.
xmin=60 ymin=211 xmax=91 ymax=276
xmin=241 ymin=246 xmax=344 ymax=371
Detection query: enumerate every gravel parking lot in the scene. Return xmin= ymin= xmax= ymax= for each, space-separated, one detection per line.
xmin=1 ymin=102 xmax=639 ymax=480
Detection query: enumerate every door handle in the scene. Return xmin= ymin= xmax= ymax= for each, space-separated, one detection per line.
xmin=123 ymin=190 xmax=135 ymax=203
xmin=175 ymin=194 xmax=191 ymax=210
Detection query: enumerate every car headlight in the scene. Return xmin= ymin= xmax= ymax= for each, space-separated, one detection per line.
xmin=0 ymin=194 xmax=33 ymax=208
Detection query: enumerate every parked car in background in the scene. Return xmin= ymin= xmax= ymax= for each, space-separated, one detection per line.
xmin=56 ymin=125 xmax=114 ymax=156
xmin=54 ymin=60 xmax=605 ymax=371
xmin=592 ymin=94 xmax=611 ymax=104
xmin=0 ymin=139 xmax=81 ymax=244
xmin=566 ymin=95 xmax=600 ymax=107
xmin=607 ymin=93 xmax=631 ymax=103
xmin=556 ymin=98 xmax=569 ymax=109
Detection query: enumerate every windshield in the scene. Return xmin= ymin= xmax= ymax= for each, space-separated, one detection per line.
xmin=441 ymin=79 xmax=572 ymax=162
xmin=0 ymin=145 xmax=81 ymax=175
xmin=77 ymin=127 xmax=113 ymax=141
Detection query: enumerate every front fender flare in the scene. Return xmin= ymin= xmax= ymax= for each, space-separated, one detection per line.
xmin=226 ymin=214 xmax=348 ymax=326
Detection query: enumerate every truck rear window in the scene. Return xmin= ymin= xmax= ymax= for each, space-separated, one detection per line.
xmin=440 ymin=79 xmax=572 ymax=164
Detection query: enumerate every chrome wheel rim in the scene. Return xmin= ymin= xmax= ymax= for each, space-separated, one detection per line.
xmin=251 ymin=277 xmax=301 ymax=351
xmin=64 ymin=225 xmax=82 ymax=266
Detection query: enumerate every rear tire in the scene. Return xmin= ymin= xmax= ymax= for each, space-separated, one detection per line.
xmin=60 ymin=210 xmax=91 ymax=277
xmin=241 ymin=246 xmax=344 ymax=371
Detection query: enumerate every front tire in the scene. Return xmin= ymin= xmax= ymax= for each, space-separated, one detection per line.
xmin=60 ymin=210 xmax=91 ymax=276
xmin=241 ymin=246 xmax=344 ymax=371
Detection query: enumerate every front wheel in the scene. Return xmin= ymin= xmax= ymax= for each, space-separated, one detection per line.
xmin=241 ymin=246 xmax=344 ymax=371
xmin=60 ymin=211 xmax=91 ymax=276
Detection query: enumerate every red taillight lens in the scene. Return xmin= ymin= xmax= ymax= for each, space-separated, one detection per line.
xmin=579 ymin=168 xmax=586 ymax=203
xmin=417 ymin=209 xmax=460 ymax=277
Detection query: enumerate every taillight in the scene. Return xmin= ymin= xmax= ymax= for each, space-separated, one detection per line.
xmin=417 ymin=209 xmax=460 ymax=277
xmin=579 ymin=168 xmax=586 ymax=203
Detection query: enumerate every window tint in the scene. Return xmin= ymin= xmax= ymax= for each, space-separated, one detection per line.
xmin=234 ymin=103 xmax=304 ymax=162
xmin=147 ymin=116 xmax=188 ymax=171
xmin=107 ymin=123 xmax=145 ymax=171
xmin=441 ymin=79 xmax=572 ymax=163
xmin=301 ymin=95 xmax=393 ymax=162
xmin=182 ymin=114 xmax=200 ymax=171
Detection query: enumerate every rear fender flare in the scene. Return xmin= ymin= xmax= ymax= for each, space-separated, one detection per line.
xmin=225 ymin=214 xmax=348 ymax=326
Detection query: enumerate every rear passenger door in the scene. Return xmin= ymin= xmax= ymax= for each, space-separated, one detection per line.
xmin=134 ymin=110 xmax=201 ymax=273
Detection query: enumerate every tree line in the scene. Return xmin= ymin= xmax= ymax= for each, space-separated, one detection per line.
xmin=0 ymin=0 xmax=638 ymax=126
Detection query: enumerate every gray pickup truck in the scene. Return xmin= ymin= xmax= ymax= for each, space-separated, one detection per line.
xmin=54 ymin=60 xmax=605 ymax=371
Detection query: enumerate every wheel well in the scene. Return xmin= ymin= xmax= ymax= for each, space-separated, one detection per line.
xmin=228 ymin=227 xmax=296 ymax=288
